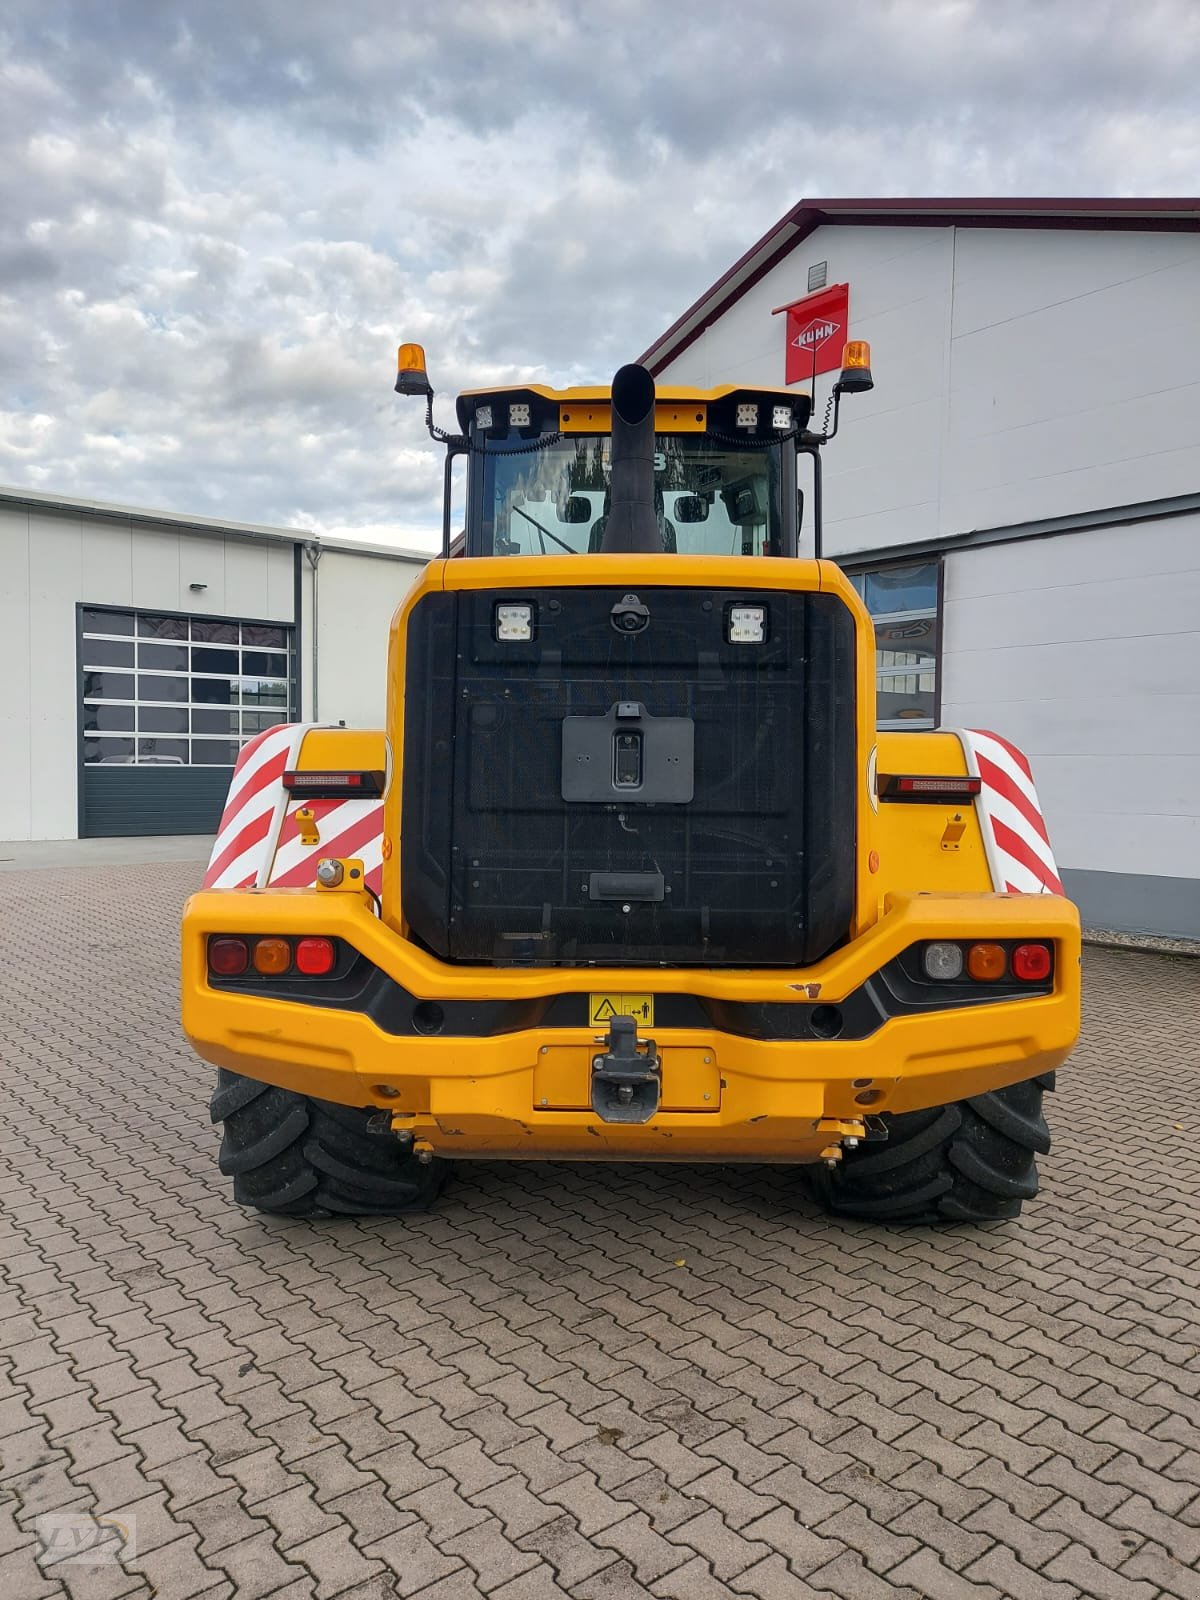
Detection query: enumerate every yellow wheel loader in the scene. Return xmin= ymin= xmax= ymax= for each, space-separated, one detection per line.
xmin=182 ymin=344 xmax=1080 ymax=1224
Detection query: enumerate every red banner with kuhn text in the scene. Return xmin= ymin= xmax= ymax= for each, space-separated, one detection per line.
xmin=779 ymin=282 xmax=850 ymax=386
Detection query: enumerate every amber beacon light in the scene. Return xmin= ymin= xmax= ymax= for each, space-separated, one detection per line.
xmin=394 ymin=342 xmax=432 ymax=397
xmin=836 ymin=340 xmax=874 ymax=394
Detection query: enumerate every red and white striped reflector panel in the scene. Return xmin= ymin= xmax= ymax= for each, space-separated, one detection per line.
xmin=956 ymin=728 xmax=1065 ymax=896
xmin=267 ymin=797 xmax=385 ymax=896
xmin=203 ymin=725 xmax=311 ymax=890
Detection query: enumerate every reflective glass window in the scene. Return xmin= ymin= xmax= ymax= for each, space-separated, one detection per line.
xmin=137 ymin=739 xmax=188 ymax=764
xmin=191 ymin=619 xmax=239 ymax=644
xmin=139 ymin=706 xmax=189 ymax=734
xmin=191 ymin=739 xmax=241 ymax=765
xmin=192 ymin=646 xmax=239 ymax=674
xmin=83 ymin=704 xmax=136 ymax=732
xmin=845 ymin=560 xmax=941 ymax=731
xmin=191 ymin=709 xmax=240 ymax=734
xmin=81 ymin=638 xmax=135 ymax=669
xmin=83 ymin=736 xmax=136 ymax=765
xmin=137 ymin=614 xmax=189 ymax=640
xmin=83 ymin=609 xmax=134 ymax=635
xmin=138 ymin=674 xmax=190 ymax=702
xmin=80 ymin=609 xmax=294 ymax=764
xmin=137 ymin=641 xmax=188 ymax=671
xmin=82 ymin=670 xmax=136 ymax=699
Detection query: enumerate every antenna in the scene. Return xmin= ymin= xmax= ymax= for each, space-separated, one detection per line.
xmin=809 ymin=324 xmax=821 ymax=561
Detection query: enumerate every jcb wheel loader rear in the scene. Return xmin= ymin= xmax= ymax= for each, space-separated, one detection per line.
xmin=183 ymin=344 xmax=1080 ymax=1224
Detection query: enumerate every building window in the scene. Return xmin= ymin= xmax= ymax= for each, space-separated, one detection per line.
xmin=846 ymin=560 xmax=940 ymax=729
xmin=80 ymin=607 xmax=294 ymax=766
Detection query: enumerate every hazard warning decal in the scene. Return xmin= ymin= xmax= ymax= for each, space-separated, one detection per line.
xmin=589 ymin=994 xmax=655 ymax=1028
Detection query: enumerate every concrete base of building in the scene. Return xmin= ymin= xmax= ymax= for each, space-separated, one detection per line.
xmin=1063 ymin=866 xmax=1200 ymax=942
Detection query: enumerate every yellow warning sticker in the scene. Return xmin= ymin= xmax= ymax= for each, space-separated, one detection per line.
xmin=589 ymin=993 xmax=654 ymax=1027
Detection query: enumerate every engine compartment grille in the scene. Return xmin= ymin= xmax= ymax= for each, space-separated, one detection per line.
xmin=401 ymin=584 xmax=857 ymax=966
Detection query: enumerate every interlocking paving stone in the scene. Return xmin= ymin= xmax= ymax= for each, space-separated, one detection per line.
xmin=1 ymin=859 xmax=1199 ymax=1600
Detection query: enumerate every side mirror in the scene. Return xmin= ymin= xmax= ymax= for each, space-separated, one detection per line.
xmin=561 ymin=496 xmax=593 ymax=524
xmin=672 ymin=494 xmax=709 ymax=524
xmin=725 ymin=486 xmax=758 ymax=523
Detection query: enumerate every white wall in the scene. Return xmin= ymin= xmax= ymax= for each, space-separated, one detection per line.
xmin=659 ymin=225 xmax=1200 ymax=556
xmin=300 ymin=547 xmax=426 ymax=729
xmin=939 ymin=514 xmax=1200 ymax=884
xmin=0 ymin=502 xmax=429 ymax=841
xmin=0 ymin=503 xmax=297 ymax=841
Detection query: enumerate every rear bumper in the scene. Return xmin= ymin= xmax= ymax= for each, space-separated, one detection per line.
xmin=181 ymin=889 xmax=1081 ymax=1162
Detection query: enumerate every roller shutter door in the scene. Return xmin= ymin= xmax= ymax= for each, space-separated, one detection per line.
xmin=79 ymin=605 xmax=294 ymax=838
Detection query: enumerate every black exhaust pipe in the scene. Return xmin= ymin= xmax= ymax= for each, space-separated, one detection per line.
xmin=601 ymin=363 xmax=660 ymax=553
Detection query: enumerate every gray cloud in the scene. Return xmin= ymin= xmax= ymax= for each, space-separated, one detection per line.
xmin=0 ymin=0 xmax=1197 ymax=546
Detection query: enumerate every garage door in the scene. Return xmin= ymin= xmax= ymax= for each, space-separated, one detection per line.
xmin=80 ymin=605 xmax=295 ymax=837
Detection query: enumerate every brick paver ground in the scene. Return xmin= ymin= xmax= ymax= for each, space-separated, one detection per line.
xmin=1 ymin=860 xmax=1198 ymax=1600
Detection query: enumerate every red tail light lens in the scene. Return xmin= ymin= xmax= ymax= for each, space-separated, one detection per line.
xmin=208 ymin=937 xmax=249 ymax=976
xmin=1012 ymin=943 xmax=1052 ymax=982
xmin=295 ymin=937 xmax=336 ymax=975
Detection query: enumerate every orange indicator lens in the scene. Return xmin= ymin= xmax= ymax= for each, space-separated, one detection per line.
xmin=252 ymin=937 xmax=292 ymax=975
xmin=966 ymin=942 xmax=1007 ymax=982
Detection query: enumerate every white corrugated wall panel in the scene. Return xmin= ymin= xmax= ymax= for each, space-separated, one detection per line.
xmin=939 ymin=514 xmax=1200 ymax=882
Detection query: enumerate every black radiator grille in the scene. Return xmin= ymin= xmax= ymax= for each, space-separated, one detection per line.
xmin=401 ymin=584 xmax=857 ymax=966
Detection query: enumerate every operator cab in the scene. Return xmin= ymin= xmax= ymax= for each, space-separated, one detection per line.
xmin=394 ymin=343 xmax=875 ymax=561
xmin=456 ymin=385 xmax=812 ymax=560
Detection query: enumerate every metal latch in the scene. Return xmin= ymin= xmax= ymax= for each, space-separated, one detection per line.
xmin=591 ymin=1015 xmax=661 ymax=1124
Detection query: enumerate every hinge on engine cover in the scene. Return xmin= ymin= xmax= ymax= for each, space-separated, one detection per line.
xmin=591 ymin=1015 xmax=661 ymax=1124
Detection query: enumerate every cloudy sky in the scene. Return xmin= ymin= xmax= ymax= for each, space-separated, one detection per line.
xmin=1 ymin=1 xmax=1197 ymax=549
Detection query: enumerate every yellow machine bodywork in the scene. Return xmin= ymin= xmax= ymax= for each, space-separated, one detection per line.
xmin=181 ymin=553 xmax=1081 ymax=1165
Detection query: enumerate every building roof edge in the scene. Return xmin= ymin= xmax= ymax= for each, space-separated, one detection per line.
xmin=637 ymin=196 xmax=1200 ymax=374
xmin=0 ymin=484 xmax=431 ymax=562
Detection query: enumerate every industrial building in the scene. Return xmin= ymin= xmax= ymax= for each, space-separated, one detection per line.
xmin=0 ymin=486 xmax=426 ymax=841
xmin=640 ymin=198 xmax=1200 ymax=937
xmin=4 ymin=197 xmax=1197 ymax=936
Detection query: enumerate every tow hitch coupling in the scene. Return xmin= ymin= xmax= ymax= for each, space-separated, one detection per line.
xmin=591 ymin=1015 xmax=661 ymax=1123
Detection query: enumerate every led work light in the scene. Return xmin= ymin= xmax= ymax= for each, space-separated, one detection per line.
xmin=496 ymin=602 xmax=534 ymax=641
xmin=728 ymin=605 xmax=767 ymax=644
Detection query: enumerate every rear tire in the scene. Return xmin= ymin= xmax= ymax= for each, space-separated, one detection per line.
xmin=809 ymin=1073 xmax=1054 ymax=1224
xmin=210 ymin=1069 xmax=446 ymax=1217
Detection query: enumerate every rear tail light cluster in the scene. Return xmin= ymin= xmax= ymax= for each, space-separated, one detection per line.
xmin=879 ymin=774 xmax=983 ymax=803
xmin=921 ymin=940 xmax=1052 ymax=984
xmin=282 ymin=770 xmax=385 ymax=797
xmin=207 ymin=936 xmax=336 ymax=978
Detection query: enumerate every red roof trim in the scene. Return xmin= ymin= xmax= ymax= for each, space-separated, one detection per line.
xmin=638 ymin=198 xmax=1200 ymax=374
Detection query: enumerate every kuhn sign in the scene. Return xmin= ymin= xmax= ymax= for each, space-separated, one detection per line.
xmin=776 ymin=282 xmax=850 ymax=385
xmin=794 ymin=317 xmax=840 ymax=352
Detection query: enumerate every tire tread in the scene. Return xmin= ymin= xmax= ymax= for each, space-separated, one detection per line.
xmin=210 ymin=1070 xmax=444 ymax=1217
xmin=813 ymin=1074 xmax=1053 ymax=1224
